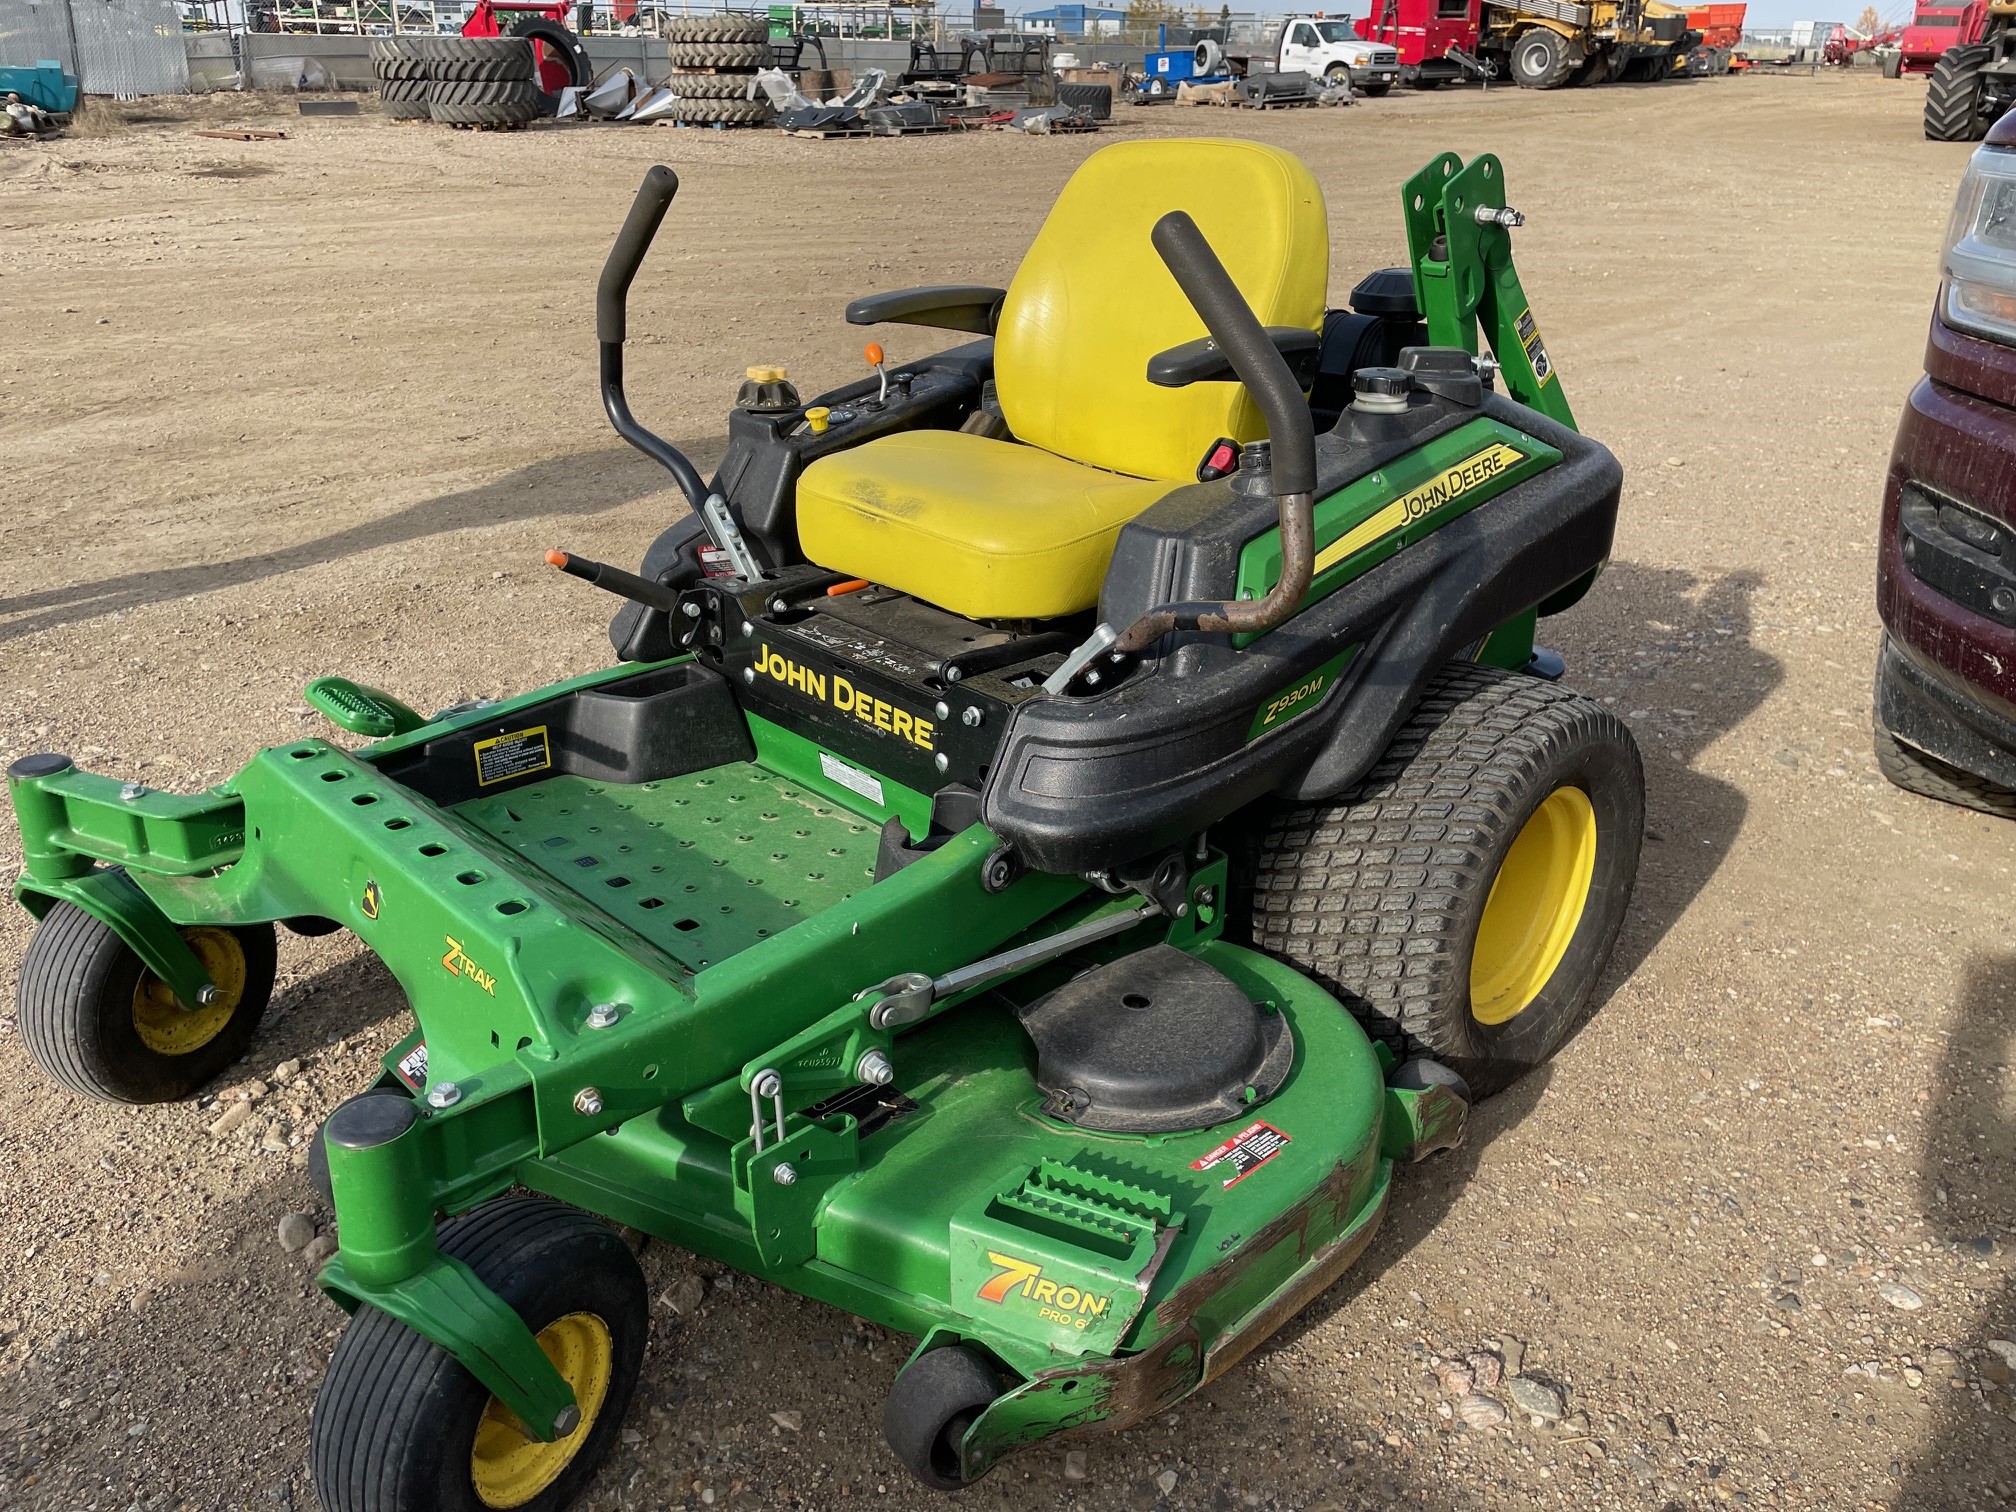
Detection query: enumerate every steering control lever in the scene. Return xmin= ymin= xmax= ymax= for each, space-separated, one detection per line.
xmin=598 ymin=166 xmax=766 ymax=582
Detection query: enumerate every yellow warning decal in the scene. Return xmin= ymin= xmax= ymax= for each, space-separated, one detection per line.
xmin=472 ymin=725 xmax=551 ymax=786
xmin=1312 ymin=443 xmax=1527 ymax=577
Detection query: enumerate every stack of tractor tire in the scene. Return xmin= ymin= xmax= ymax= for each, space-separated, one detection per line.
xmin=664 ymin=14 xmax=775 ymax=128
xmin=371 ymin=36 xmax=544 ymax=129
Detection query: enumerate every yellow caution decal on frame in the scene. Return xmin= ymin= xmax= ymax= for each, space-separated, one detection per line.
xmin=1313 ymin=443 xmax=1527 ymax=577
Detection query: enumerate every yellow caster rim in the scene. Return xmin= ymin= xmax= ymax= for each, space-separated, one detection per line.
xmin=131 ymin=926 xmax=245 ymax=1055
xmin=470 ymin=1312 xmax=613 ymax=1509
xmin=1469 ymin=786 xmax=1597 ymax=1026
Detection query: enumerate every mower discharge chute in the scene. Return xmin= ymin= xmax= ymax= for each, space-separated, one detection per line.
xmin=6 ymin=142 xmax=1642 ymax=1508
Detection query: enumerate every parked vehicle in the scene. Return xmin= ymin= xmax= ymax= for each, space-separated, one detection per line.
xmin=1266 ymin=16 xmax=1403 ymax=94
xmin=1922 ymin=1 xmax=2016 ymax=140
xmin=1875 ymin=116 xmax=2016 ymax=817
xmin=1357 ymin=0 xmax=1693 ymax=89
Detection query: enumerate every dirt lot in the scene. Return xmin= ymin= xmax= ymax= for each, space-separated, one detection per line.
xmin=0 ymin=67 xmax=2011 ymax=1512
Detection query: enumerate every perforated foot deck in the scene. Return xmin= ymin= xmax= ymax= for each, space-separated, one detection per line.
xmin=453 ymin=766 xmax=880 ymax=973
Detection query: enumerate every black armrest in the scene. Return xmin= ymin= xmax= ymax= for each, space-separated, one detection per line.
xmin=1146 ymin=326 xmax=1322 ymax=388
xmin=845 ymin=285 xmax=1006 ymax=335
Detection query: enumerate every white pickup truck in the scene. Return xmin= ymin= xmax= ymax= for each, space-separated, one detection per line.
xmin=1266 ymin=16 xmax=1402 ymax=96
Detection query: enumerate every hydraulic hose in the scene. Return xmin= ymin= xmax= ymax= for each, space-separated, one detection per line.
xmin=1113 ymin=212 xmax=1320 ymax=656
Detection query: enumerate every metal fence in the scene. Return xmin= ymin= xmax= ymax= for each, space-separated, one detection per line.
xmin=2 ymin=0 xmax=190 ymax=97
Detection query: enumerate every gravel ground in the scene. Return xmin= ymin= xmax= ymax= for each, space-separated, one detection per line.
xmin=0 ymin=70 xmax=2012 ymax=1512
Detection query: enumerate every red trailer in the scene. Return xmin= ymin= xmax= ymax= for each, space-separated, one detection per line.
xmin=1901 ymin=0 xmax=1986 ymax=73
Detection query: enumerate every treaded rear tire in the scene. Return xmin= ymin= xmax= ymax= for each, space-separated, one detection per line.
xmin=311 ymin=1196 xmax=648 ymax=1512
xmin=1926 ymin=43 xmax=1991 ymax=141
xmin=17 ymin=902 xmax=276 ymax=1103
xmin=429 ymin=78 xmax=542 ymax=125
xmin=666 ymin=72 xmax=755 ymax=99
xmin=1240 ymin=662 xmax=1644 ymax=1097
xmin=1509 ymin=28 xmax=1574 ymax=88
xmin=1872 ymin=710 xmax=2016 ymax=817
xmin=670 ymin=96 xmax=776 ymax=124
xmin=1057 ymin=80 xmax=1113 ymax=119
xmin=665 ymin=14 xmax=770 ymax=43
xmin=378 ymin=76 xmax=432 ymax=119
xmin=666 ymin=40 xmax=771 ymax=69
xmin=430 ymin=40 xmax=535 ymax=84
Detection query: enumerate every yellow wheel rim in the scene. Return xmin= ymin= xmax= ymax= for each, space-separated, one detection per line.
xmin=130 ymin=927 xmax=245 ymax=1055
xmin=470 ymin=1312 xmax=613 ymax=1509
xmin=1469 ymin=786 xmax=1597 ymax=1026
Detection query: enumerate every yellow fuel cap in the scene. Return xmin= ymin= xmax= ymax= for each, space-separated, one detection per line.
xmin=746 ymin=365 xmax=788 ymax=383
xmin=805 ymin=406 xmax=831 ymax=435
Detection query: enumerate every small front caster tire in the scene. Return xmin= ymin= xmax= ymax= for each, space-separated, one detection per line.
xmin=883 ymin=1344 xmax=1003 ymax=1491
xmin=311 ymin=1196 xmax=647 ymax=1512
xmin=17 ymin=901 xmax=276 ymax=1102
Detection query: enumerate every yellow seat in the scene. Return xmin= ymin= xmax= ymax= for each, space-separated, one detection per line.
xmin=797 ymin=139 xmax=1328 ymax=622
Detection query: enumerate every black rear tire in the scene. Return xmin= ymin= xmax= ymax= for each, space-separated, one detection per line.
xmin=666 ymin=40 xmax=771 ymax=70
xmin=1359 ymin=80 xmax=1393 ymax=97
xmin=1057 ymin=80 xmax=1113 ymax=119
xmin=1872 ymin=710 xmax=2016 ymax=818
xmin=311 ymin=1197 xmax=647 ymax=1512
xmin=665 ymin=14 xmax=770 ymax=43
xmin=1240 ymin=662 xmax=1645 ymax=1098
xmin=429 ymin=78 xmax=542 ymax=125
xmin=1509 ymin=28 xmax=1574 ymax=88
xmin=428 ymin=37 xmax=534 ymax=81
xmin=1926 ymin=43 xmax=1992 ymax=141
xmin=17 ymin=903 xmax=276 ymax=1103
xmin=883 ymin=1346 xmax=1001 ymax=1491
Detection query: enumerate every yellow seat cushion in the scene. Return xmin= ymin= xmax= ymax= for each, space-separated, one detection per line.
xmin=796 ymin=431 xmax=1172 ymax=622
xmin=996 ymin=139 xmax=1328 ymax=483
xmin=796 ymin=139 xmax=1329 ymax=622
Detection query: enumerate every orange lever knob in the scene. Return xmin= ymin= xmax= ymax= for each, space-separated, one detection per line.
xmin=864 ymin=342 xmax=884 ymax=367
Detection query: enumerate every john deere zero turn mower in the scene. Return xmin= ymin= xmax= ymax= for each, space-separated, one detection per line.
xmin=7 ymin=142 xmax=1641 ymax=1506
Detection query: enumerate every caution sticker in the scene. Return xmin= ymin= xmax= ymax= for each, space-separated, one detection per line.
xmin=472 ymin=725 xmax=551 ymax=786
xmin=394 ymin=1040 xmax=428 ymax=1090
xmin=1190 ymin=1120 xmax=1292 ymax=1189
xmin=1514 ymin=307 xmax=1555 ymax=386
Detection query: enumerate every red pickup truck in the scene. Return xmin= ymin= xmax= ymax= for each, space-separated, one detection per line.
xmin=1876 ymin=110 xmax=2016 ymax=818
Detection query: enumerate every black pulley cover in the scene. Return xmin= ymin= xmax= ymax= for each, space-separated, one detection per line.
xmin=1018 ymin=945 xmax=1294 ymax=1134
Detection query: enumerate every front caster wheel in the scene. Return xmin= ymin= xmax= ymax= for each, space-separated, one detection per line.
xmin=883 ymin=1345 xmax=1002 ymax=1491
xmin=312 ymin=1196 xmax=647 ymax=1512
xmin=17 ymin=901 xmax=276 ymax=1102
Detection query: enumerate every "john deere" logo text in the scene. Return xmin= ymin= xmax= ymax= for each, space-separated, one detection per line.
xmin=752 ymin=644 xmax=937 ymax=752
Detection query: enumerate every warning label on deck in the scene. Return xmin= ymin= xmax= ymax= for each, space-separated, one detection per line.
xmin=472 ymin=725 xmax=551 ymax=786
xmin=394 ymin=1040 xmax=428 ymax=1090
xmin=1514 ymin=307 xmax=1555 ymax=386
xmin=1190 ymin=1120 xmax=1292 ymax=1189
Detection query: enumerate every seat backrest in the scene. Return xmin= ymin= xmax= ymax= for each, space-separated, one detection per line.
xmin=994 ymin=139 xmax=1329 ymax=484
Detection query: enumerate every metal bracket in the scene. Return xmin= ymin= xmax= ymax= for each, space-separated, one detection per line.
xmin=701 ymin=493 xmax=766 ymax=583
xmin=15 ymin=866 xmax=216 ymax=1010
xmin=856 ymin=902 xmax=1159 ymax=1029
xmin=318 ymin=1251 xmax=578 ymax=1442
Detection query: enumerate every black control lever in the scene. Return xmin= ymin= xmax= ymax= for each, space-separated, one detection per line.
xmin=597 ymin=168 xmax=766 ymax=582
xmin=1111 ymin=213 xmax=1319 ymax=655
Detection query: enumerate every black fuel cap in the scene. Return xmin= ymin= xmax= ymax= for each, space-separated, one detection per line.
xmin=1352 ymin=368 xmax=1413 ymax=399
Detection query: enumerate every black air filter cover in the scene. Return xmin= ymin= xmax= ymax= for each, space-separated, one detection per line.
xmin=1019 ymin=945 xmax=1294 ymax=1134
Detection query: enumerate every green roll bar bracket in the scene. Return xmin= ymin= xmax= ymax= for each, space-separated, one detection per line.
xmin=1401 ymin=151 xmax=1577 ymax=431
